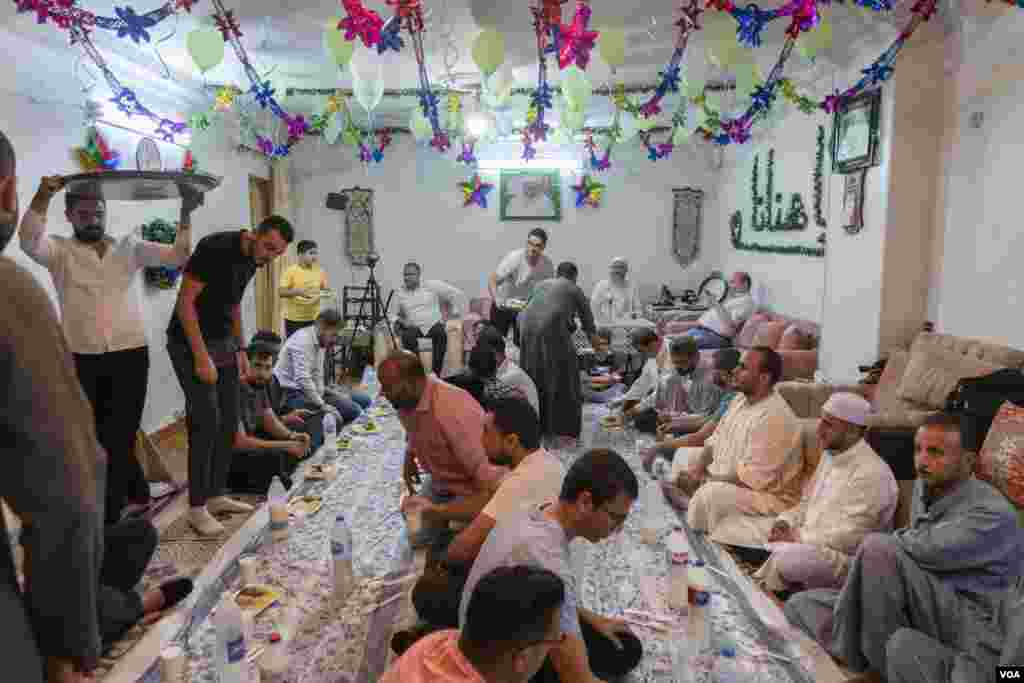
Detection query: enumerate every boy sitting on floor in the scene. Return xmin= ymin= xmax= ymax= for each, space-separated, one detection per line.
xmin=227 ymin=334 xmax=316 ymax=493
xmin=581 ymin=328 xmax=626 ymax=404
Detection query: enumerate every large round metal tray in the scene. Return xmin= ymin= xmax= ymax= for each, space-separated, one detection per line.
xmin=62 ymin=171 xmax=221 ymax=201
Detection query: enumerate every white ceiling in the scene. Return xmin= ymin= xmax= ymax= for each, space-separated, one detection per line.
xmin=0 ymin=0 xmax=1009 ymax=130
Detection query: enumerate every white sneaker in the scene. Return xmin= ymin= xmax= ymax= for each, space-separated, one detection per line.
xmin=208 ymin=496 xmax=255 ymax=515
xmin=188 ymin=507 xmax=225 ymax=536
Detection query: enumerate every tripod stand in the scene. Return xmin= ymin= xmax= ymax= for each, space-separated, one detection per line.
xmin=335 ymin=254 xmax=395 ymax=381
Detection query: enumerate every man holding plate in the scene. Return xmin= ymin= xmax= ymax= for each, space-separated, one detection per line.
xmin=487 ymin=228 xmax=554 ymax=347
xmin=19 ymin=174 xmax=201 ymax=523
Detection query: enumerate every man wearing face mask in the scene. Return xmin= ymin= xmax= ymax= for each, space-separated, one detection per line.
xmin=683 ymin=271 xmax=756 ymax=350
xmin=167 ymin=215 xmax=294 ymax=536
xmin=19 ymin=175 xmax=200 ymax=523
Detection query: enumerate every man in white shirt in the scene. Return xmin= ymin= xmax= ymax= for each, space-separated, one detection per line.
xmin=626 ymin=335 xmax=700 ymax=434
xmin=408 ymin=397 xmax=564 ymax=630
xmin=273 ymin=308 xmax=371 ymax=425
xmin=686 ymin=271 xmax=756 ymax=349
xmin=19 ymin=174 xmax=200 ymax=523
xmin=487 ymin=228 xmax=554 ymax=346
xmin=395 ymin=261 xmax=466 ymax=376
xmin=590 ymin=257 xmax=640 ymax=325
xmin=621 ymin=326 xmax=663 ymax=419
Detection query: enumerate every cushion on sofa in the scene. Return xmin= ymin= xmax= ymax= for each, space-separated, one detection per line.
xmin=735 ymin=312 xmax=773 ymax=348
xmin=751 ymin=321 xmax=789 ymax=349
xmin=911 ymin=333 xmax=1024 ymax=370
xmin=896 ymin=348 xmax=1002 ymax=410
xmin=976 ymin=401 xmax=1024 ymax=507
xmin=779 ymin=325 xmax=815 ymax=351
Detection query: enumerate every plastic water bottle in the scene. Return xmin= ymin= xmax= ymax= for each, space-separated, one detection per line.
xmin=715 ymin=646 xmax=739 ymax=683
xmin=688 ymin=590 xmax=711 ymax=657
xmin=213 ymin=595 xmax=247 ymax=683
xmin=323 ymin=412 xmax=337 ymax=456
xmin=331 ymin=514 xmax=355 ymax=604
xmin=362 ymin=365 xmax=379 ymax=400
xmin=268 ymin=476 xmax=289 ymax=543
xmin=667 ymin=529 xmax=690 ymax=611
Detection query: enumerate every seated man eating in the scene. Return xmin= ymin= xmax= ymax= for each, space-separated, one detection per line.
xmin=407 ymin=397 xmax=564 ymax=633
xmin=785 ymin=413 xmax=1024 ymax=683
xmin=716 ymin=393 xmax=898 ymax=594
xmin=581 ymin=328 xmax=627 ymax=404
xmin=681 ymin=271 xmax=755 ymax=349
xmin=273 ymin=308 xmax=371 ymax=425
xmin=227 ymin=335 xmax=314 ymax=493
xmin=383 ymin=566 xmax=566 ymax=683
xmin=382 ymin=350 xmax=508 ymax=548
xmin=671 ymin=347 xmax=805 ymax=535
xmin=459 ymin=449 xmax=643 ymax=683
xmin=626 ymin=336 xmax=699 ymax=434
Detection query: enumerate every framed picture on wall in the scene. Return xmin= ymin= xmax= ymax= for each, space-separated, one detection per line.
xmin=342 ymin=186 xmax=375 ymax=266
xmin=499 ymin=169 xmax=562 ymax=221
xmin=832 ymin=88 xmax=881 ymax=174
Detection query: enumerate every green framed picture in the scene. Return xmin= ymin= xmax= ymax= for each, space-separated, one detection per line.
xmin=499 ymin=169 xmax=562 ymax=222
xmin=832 ymin=88 xmax=881 ymax=174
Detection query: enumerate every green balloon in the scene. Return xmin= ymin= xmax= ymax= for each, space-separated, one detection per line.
xmin=472 ymin=30 xmax=506 ymax=76
xmin=597 ymin=27 xmax=626 ymax=68
xmin=186 ymin=27 xmax=225 ymax=74
xmin=562 ymin=66 xmax=592 ymax=110
xmin=324 ymin=23 xmax=356 ymax=67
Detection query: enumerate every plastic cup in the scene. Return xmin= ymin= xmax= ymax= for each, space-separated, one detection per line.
xmin=159 ymin=645 xmax=186 ymax=682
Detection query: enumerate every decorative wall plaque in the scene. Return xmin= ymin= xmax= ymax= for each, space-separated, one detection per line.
xmin=342 ymin=186 xmax=375 ymax=266
xmin=672 ymin=187 xmax=703 ymax=269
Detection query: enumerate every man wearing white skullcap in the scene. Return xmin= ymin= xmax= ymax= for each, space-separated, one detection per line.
xmin=590 ymin=257 xmax=640 ymax=325
xmin=713 ymin=392 xmax=898 ymax=593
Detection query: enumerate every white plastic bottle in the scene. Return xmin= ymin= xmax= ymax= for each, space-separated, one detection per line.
xmin=688 ymin=590 xmax=711 ymax=656
xmin=666 ymin=529 xmax=690 ymax=610
xmin=213 ymin=595 xmax=247 ymax=683
xmin=323 ymin=412 xmax=337 ymax=457
xmin=331 ymin=514 xmax=355 ymax=604
xmin=639 ymin=481 xmax=662 ymax=545
xmin=715 ymin=646 xmax=739 ymax=683
xmin=268 ymin=476 xmax=289 ymax=543
xmin=362 ymin=365 xmax=379 ymax=400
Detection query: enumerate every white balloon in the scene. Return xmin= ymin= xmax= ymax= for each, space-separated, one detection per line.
xmin=617 ymin=110 xmax=637 ymax=141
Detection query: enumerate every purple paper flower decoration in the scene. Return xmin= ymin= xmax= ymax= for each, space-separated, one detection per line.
xmin=639 ymin=99 xmax=663 ymax=118
xmin=456 ymin=142 xmax=477 ymax=166
xmin=657 ymin=142 xmax=674 ymax=158
xmin=430 ymin=131 xmax=451 ymax=153
xmin=155 ymin=118 xmax=187 ymax=143
xmin=821 ymin=91 xmax=842 ymax=114
xmin=723 ymin=119 xmax=752 ymax=144
xmin=286 ymin=115 xmax=309 ymax=140
xmin=110 ymin=88 xmax=139 ymax=115
xmin=418 ymin=90 xmax=439 ymax=119
xmin=251 ymin=81 xmax=276 ymax=109
xmin=660 ymin=64 xmax=682 ymax=94
xmin=358 ymin=143 xmax=372 ymax=163
xmin=377 ymin=16 xmax=404 ymax=54
xmin=114 ymin=6 xmax=156 ymax=44
xmin=522 ymin=142 xmax=537 ymax=162
xmin=256 ymin=136 xmax=274 ymax=156
xmin=273 ymin=144 xmax=291 ymax=158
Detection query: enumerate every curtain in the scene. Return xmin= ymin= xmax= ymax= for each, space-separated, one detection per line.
xmin=254 ymin=159 xmax=296 ymax=336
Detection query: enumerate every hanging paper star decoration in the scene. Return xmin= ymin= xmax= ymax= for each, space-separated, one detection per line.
xmin=339 ymin=0 xmax=385 ymax=48
xmin=572 ymin=174 xmax=605 ymax=208
xmin=459 ymin=174 xmax=494 ymax=208
xmin=214 ymin=86 xmax=238 ymax=112
xmin=558 ymin=1 xmax=599 ymax=70
xmin=73 ymin=126 xmax=121 ymax=172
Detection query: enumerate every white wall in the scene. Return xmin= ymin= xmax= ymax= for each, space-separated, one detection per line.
xmin=1 ymin=63 xmax=268 ymax=432
xmin=289 ymin=136 xmax=721 ymax=306
xmin=935 ymin=15 xmax=1024 ymax=349
xmin=707 ymin=111 xmax=830 ymax=325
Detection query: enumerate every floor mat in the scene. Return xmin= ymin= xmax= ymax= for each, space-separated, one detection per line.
xmin=91 ymin=494 xmax=263 ymax=680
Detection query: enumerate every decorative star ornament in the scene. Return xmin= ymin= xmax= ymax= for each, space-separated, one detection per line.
xmin=114 ymin=6 xmax=157 ymax=43
xmin=459 ymin=174 xmax=494 ymax=208
xmin=376 ymin=16 xmax=404 ymax=53
xmin=558 ymin=1 xmax=599 ymax=70
xmin=339 ymin=0 xmax=385 ymax=48
xmin=251 ymin=81 xmax=276 ymax=109
xmin=213 ymin=9 xmax=242 ymax=40
xmin=572 ymin=174 xmax=605 ymax=208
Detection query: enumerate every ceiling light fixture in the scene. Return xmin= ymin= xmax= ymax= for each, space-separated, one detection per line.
xmin=476 ymin=158 xmax=581 ymax=171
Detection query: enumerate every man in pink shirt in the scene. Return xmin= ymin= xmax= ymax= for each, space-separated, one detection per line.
xmin=380 ymin=351 xmax=506 ymax=547
xmin=382 ymin=565 xmax=565 ymax=683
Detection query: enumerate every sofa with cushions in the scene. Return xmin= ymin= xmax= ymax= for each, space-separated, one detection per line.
xmin=662 ymin=310 xmax=820 ymax=380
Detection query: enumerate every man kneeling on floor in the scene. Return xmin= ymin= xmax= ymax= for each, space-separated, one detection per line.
xmin=383 ymin=566 xmax=566 ymax=683
xmin=784 ymin=413 xmax=1024 ymax=683
xmin=714 ymin=393 xmax=898 ymax=594
xmin=461 ymin=449 xmax=643 ymax=683
xmin=670 ymin=347 xmax=805 ymax=535
xmin=226 ymin=334 xmax=314 ymax=493
xmin=408 ymin=397 xmax=565 ymax=631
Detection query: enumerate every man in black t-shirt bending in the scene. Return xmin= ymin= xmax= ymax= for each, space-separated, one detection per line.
xmin=167 ymin=216 xmax=293 ymax=536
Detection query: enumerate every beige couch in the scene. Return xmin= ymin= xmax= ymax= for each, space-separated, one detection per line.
xmin=778 ymin=332 xmax=1024 ymax=429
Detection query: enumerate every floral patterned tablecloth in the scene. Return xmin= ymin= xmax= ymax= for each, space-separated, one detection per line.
xmin=140 ymin=402 xmax=817 ymax=683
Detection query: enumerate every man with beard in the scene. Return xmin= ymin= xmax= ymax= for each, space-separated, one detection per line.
xmin=784 ymin=414 xmax=1024 ymax=683
xmin=382 ymin=351 xmax=507 ymax=548
xmin=19 ymin=175 xmax=201 ymax=523
xmin=682 ymin=271 xmax=756 ymax=349
xmin=590 ymin=257 xmax=640 ymax=325
xmin=394 ymin=261 xmax=466 ymax=377
xmin=167 ymin=214 xmax=293 ymax=536
xmin=487 ymin=228 xmax=554 ymax=346
xmin=406 ymin=397 xmax=564 ymax=634
xmin=226 ymin=336 xmax=313 ymax=493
